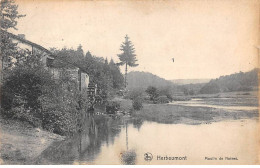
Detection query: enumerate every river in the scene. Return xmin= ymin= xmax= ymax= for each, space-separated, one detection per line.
xmin=168 ymin=98 xmax=258 ymax=111
xmin=36 ymin=114 xmax=259 ymax=165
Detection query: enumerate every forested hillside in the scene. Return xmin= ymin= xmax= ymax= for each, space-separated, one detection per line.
xmin=200 ymin=68 xmax=258 ymax=94
xmin=127 ymin=71 xmax=175 ymax=90
xmin=171 ymin=79 xmax=210 ymax=85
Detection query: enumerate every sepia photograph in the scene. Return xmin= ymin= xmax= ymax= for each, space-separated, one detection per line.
xmin=0 ymin=0 xmax=259 ymax=165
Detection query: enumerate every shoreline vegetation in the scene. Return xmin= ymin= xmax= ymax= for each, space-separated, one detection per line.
xmin=133 ymin=103 xmax=258 ymax=124
xmin=115 ymin=92 xmax=258 ymax=125
xmin=1 ymin=90 xmax=258 ymax=164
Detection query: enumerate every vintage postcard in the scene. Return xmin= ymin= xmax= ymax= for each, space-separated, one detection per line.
xmin=0 ymin=0 xmax=259 ymax=165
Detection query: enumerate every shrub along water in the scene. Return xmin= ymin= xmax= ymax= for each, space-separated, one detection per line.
xmin=132 ymin=97 xmax=143 ymax=111
xmin=1 ymin=51 xmax=88 ymax=136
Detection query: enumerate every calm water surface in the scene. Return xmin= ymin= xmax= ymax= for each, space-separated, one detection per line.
xmin=37 ymin=114 xmax=259 ymax=165
xmin=169 ymin=98 xmax=258 ymax=111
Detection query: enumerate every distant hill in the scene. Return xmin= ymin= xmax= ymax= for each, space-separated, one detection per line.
xmin=127 ymin=69 xmax=259 ymax=94
xmin=200 ymin=68 xmax=258 ymax=94
xmin=127 ymin=71 xmax=175 ymax=90
xmin=171 ymin=79 xmax=211 ymax=85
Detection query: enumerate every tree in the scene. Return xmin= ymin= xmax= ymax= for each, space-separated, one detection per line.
xmin=145 ymin=86 xmax=159 ymax=103
xmin=132 ymin=97 xmax=143 ymax=110
xmin=85 ymin=51 xmax=92 ymax=59
xmin=76 ymin=44 xmax=84 ymax=58
xmin=0 ymin=0 xmax=25 ymax=30
xmin=109 ymin=59 xmax=124 ymax=89
xmin=1 ymin=50 xmax=54 ymax=121
xmin=1 ymin=0 xmax=25 ymax=76
xmin=117 ymin=35 xmax=138 ymax=88
xmin=159 ymin=87 xmax=173 ymax=101
xmin=100 ymin=57 xmax=113 ymax=99
xmin=2 ymin=48 xmax=84 ymax=134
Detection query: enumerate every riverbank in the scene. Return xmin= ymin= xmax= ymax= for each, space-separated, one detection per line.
xmin=114 ymin=97 xmax=258 ymax=125
xmin=1 ymin=95 xmax=258 ymax=164
xmin=0 ymin=117 xmax=65 ymax=164
xmin=133 ymin=103 xmax=258 ymax=124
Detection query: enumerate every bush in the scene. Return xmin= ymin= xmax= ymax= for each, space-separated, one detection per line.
xmin=10 ymin=105 xmax=42 ymax=127
xmin=159 ymin=87 xmax=173 ymax=101
xmin=132 ymin=97 xmax=143 ymax=110
xmin=1 ymin=64 xmax=55 ymax=126
xmin=1 ymin=58 xmax=86 ymax=135
xmin=39 ymin=72 xmax=83 ymax=135
xmin=106 ymin=101 xmax=120 ymax=114
xmin=1 ymin=66 xmax=53 ymax=112
xmin=124 ymin=88 xmax=144 ymax=100
xmin=145 ymin=86 xmax=159 ymax=103
xmin=42 ymin=108 xmax=79 ymax=135
xmin=39 ymin=90 xmax=80 ymax=135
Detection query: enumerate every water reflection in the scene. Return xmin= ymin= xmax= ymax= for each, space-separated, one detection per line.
xmin=119 ymin=121 xmax=137 ymax=165
xmin=36 ymin=114 xmax=143 ymax=164
xmin=120 ymin=149 xmax=136 ymax=165
xmin=35 ymin=115 xmax=258 ymax=165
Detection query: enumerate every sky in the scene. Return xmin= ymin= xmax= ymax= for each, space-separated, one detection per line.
xmin=12 ymin=0 xmax=259 ymax=80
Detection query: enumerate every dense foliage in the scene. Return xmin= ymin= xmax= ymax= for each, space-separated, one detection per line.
xmin=145 ymin=86 xmax=159 ymax=103
xmin=51 ymin=47 xmax=124 ymax=99
xmin=1 ymin=42 xmax=124 ymax=135
xmin=127 ymin=86 xmax=173 ymax=104
xmin=1 ymin=0 xmax=25 ymax=70
xmin=1 ymin=50 xmax=86 ymax=135
xmin=0 ymin=1 xmax=85 ymax=135
xmin=1 ymin=0 xmax=125 ymax=136
xmin=132 ymin=97 xmax=143 ymax=111
xmin=106 ymin=101 xmax=120 ymax=114
xmin=200 ymin=69 xmax=258 ymax=94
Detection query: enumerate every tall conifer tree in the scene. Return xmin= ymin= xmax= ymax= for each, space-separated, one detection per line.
xmin=117 ymin=35 xmax=138 ymax=88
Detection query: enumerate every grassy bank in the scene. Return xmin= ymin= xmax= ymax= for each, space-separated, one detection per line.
xmin=115 ymin=98 xmax=258 ymax=125
xmin=0 ymin=117 xmax=65 ymax=164
xmin=133 ymin=104 xmax=258 ymax=124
